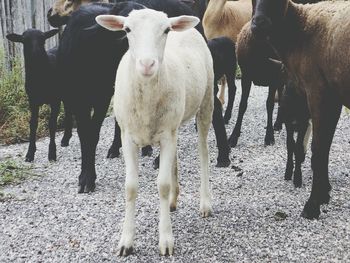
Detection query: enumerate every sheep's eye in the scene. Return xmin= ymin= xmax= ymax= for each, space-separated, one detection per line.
xmin=164 ymin=27 xmax=170 ymax=34
xmin=124 ymin=27 xmax=131 ymax=33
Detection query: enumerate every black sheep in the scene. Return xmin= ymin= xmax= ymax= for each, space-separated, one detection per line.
xmin=228 ymin=22 xmax=285 ymax=148
xmin=208 ymin=36 xmax=237 ymax=124
xmin=280 ymin=80 xmax=311 ymax=188
xmin=6 ymin=29 xmax=72 ymax=162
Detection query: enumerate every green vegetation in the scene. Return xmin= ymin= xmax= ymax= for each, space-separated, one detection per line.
xmin=0 ymin=47 xmax=65 ymax=144
xmin=0 ymin=159 xmax=39 ymax=187
xmin=236 ymin=65 xmax=242 ymax=79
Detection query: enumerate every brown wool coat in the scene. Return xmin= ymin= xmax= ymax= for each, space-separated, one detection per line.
xmin=203 ymin=0 xmax=252 ymax=42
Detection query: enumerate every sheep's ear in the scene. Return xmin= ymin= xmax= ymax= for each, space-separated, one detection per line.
xmin=169 ymin=15 xmax=200 ymax=32
xmin=44 ymin=29 xmax=59 ymax=40
xmin=95 ymin=15 xmax=125 ymax=31
xmin=6 ymin=33 xmax=24 ymax=43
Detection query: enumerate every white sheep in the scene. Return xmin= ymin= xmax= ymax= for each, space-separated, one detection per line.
xmin=96 ymin=8 xmax=214 ymax=256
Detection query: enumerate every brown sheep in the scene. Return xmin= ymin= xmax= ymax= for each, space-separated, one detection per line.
xmin=228 ymin=22 xmax=285 ymax=147
xmin=203 ymin=0 xmax=252 ymax=42
xmin=228 ymin=0 xmax=317 ymax=146
xmin=202 ymin=0 xmax=252 ymax=118
xmin=252 ymin=0 xmax=350 ymax=219
xmin=47 ymin=0 xmax=108 ymax=27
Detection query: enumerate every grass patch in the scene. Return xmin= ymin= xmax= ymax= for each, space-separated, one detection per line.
xmin=0 ymin=160 xmax=39 ymax=187
xmin=236 ymin=65 xmax=242 ymax=79
xmin=0 ymin=47 xmax=66 ymax=145
xmin=0 ymin=191 xmax=12 ymax=202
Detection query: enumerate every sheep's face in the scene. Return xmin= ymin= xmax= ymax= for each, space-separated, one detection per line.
xmin=251 ymin=0 xmax=288 ymax=39
xmin=96 ymin=9 xmax=199 ymax=79
xmin=6 ymin=29 xmax=59 ymax=54
xmin=47 ymin=0 xmax=107 ymax=27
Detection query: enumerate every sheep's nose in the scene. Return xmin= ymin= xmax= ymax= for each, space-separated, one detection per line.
xmin=140 ymin=58 xmax=156 ymax=70
xmin=251 ymin=15 xmax=272 ymax=38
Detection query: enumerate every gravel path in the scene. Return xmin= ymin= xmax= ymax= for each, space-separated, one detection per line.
xmin=1 ymin=81 xmax=350 ymax=262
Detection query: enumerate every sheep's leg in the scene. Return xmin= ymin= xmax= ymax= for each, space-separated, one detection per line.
xmin=107 ymin=120 xmax=122 ymax=158
xmin=76 ymin=95 xmax=109 ymax=193
xmin=48 ymin=101 xmax=60 ymax=161
xmin=76 ymin=109 xmax=96 ymax=193
xmin=86 ymin=98 xmax=111 ymax=183
xmin=228 ymin=73 xmax=252 ymax=147
xmin=25 ymin=104 xmax=39 ymax=162
xmin=158 ymin=132 xmax=176 ymax=255
xmin=197 ymin=109 xmax=212 ymax=217
xmin=212 ymin=83 xmax=230 ymax=167
xmin=301 ymin=93 xmax=342 ymax=219
xmin=118 ymin=132 xmax=139 ymax=257
xmin=274 ymin=85 xmax=284 ymax=131
xmin=265 ymin=85 xmax=276 ymax=145
xmin=284 ymin=119 xmax=295 ymax=181
xmin=61 ymin=101 xmax=73 ymax=147
xmin=169 ymin=152 xmax=179 ymax=212
xmin=293 ymin=118 xmax=310 ymax=188
xmin=223 ymin=73 xmax=237 ymax=124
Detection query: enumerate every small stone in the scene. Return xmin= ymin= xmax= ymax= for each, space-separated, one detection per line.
xmin=231 ymin=165 xmax=242 ymax=172
xmin=274 ymin=211 xmax=288 ymax=221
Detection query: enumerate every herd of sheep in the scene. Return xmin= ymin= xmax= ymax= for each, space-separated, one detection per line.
xmin=4 ymin=0 xmax=350 ymax=256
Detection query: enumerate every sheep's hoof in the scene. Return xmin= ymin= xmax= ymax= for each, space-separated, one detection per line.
xmin=107 ymin=147 xmax=120 ymax=159
xmin=153 ymin=155 xmax=160 ymax=170
xmin=160 ymin=247 xmax=174 ymax=256
xmin=301 ymin=200 xmax=320 ymax=219
xmin=264 ymin=136 xmax=275 ymax=146
xmin=141 ymin=145 xmax=153 ymax=157
xmin=273 ymin=122 xmax=283 ymax=131
xmin=294 ymin=179 xmax=302 ymax=188
xmin=61 ymin=137 xmax=70 ymax=147
xmin=170 ymin=204 xmax=177 ymax=212
xmin=61 ymin=141 xmax=69 ymax=147
xmin=216 ymin=158 xmax=230 ymax=168
xmin=200 ymin=204 xmax=212 ymax=218
xmin=118 ymin=246 xmax=134 ymax=257
xmin=25 ymin=156 xmax=34 ymax=162
xmin=284 ymin=174 xmax=292 ymax=181
xmin=78 ymin=182 xmax=96 ymax=193
xmin=48 ymin=151 xmax=57 ymax=162
xmin=48 ymin=154 xmax=57 ymax=162
xmin=293 ymin=169 xmax=302 ymax=188
xmin=159 ymin=237 xmax=174 ymax=256
xmin=284 ymin=166 xmax=293 ymax=181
